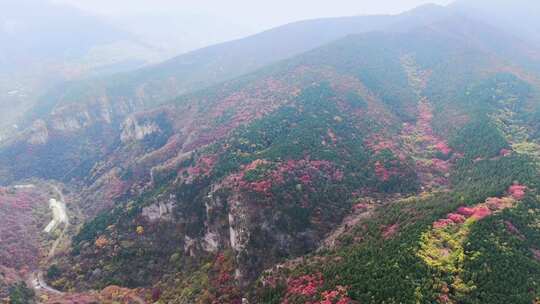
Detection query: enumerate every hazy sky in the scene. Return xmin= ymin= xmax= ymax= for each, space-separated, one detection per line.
xmin=55 ymin=0 xmax=455 ymax=31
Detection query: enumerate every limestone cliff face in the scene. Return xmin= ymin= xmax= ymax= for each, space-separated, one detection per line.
xmin=141 ymin=196 xmax=175 ymax=222
xmin=120 ymin=116 xmax=161 ymax=143
xmin=49 ymin=108 xmax=92 ymax=131
xmin=0 ymin=93 xmax=176 ymax=188
xmin=27 ymin=120 xmax=49 ymax=145
xmin=47 ymin=96 xmax=140 ymax=133
xmin=127 ymin=170 xmax=308 ymax=287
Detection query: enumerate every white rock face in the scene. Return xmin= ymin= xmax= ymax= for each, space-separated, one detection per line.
xmin=38 ymin=95 xmax=140 ymax=136
xmin=49 ymin=110 xmax=91 ymax=131
xmin=44 ymin=198 xmax=69 ymax=234
xmin=202 ymin=231 xmax=220 ymax=253
xmin=141 ymin=200 xmax=175 ymax=222
xmin=98 ymin=98 xmax=113 ymax=124
xmin=228 ymin=213 xmax=239 ymax=250
xmin=120 ymin=116 xmax=160 ymax=142
xmin=184 ymin=235 xmax=197 ymax=256
xmin=225 ymin=195 xmax=257 ymax=283
xmin=27 ymin=120 xmax=49 ymax=145
xmin=227 ymin=198 xmax=251 ymax=260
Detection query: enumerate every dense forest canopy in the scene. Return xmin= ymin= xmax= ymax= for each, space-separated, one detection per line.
xmin=1 ymin=1 xmax=540 ymax=303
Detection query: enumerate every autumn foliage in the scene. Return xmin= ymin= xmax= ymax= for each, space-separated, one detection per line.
xmin=0 ymin=187 xmax=47 ymax=271
xmin=282 ymin=273 xmax=353 ymax=304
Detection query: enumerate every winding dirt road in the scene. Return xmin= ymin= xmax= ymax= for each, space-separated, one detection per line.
xmin=31 ymin=272 xmax=61 ymax=295
xmin=30 ymin=184 xmax=69 ymax=296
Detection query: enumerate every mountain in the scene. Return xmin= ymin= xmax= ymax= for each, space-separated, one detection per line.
xmin=0 ymin=0 xmax=162 ymax=141
xmin=451 ymin=0 xmax=540 ymax=47
xmin=109 ymin=12 xmax=256 ymax=60
xmin=23 ymin=5 xmax=454 ymax=129
xmin=0 ymin=5 xmax=457 ymax=188
xmin=1 ymin=2 xmax=540 ymax=304
xmin=47 ymin=16 xmax=540 ymax=303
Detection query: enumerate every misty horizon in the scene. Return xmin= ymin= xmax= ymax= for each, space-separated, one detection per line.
xmin=54 ymin=0 xmax=454 ymax=29
xmin=1 ymin=1 xmax=540 ymax=303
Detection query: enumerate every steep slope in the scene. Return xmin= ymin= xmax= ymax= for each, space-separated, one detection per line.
xmin=24 ymin=15 xmax=540 ymax=304
xmin=0 ymin=5 xmax=450 ymax=186
xmin=249 ymin=18 xmax=540 ymax=304
xmin=13 ymin=5 xmax=454 ymax=149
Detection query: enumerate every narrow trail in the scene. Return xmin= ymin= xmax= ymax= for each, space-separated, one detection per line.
xmin=31 ymin=272 xmax=62 ymax=295
xmin=318 ymin=203 xmax=375 ymax=251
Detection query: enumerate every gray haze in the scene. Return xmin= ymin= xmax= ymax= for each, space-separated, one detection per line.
xmin=3 ymin=0 xmax=539 ymax=141
xmin=55 ymin=0 xmax=454 ymax=34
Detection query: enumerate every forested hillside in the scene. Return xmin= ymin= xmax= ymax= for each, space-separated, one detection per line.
xmin=1 ymin=2 xmax=540 ymax=304
xmin=13 ymin=4 xmax=455 ymax=147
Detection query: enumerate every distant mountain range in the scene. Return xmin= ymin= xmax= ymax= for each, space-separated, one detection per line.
xmin=0 ymin=0 xmax=253 ymax=141
xmin=0 ymin=0 xmax=130 ymax=65
xmin=452 ymin=0 xmax=540 ymax=46
xmin=0 ymin=0 xmax=160 ymax=141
